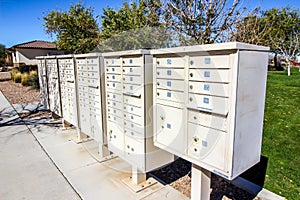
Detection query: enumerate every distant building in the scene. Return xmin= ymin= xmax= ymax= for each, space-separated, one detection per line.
xmin=8 ymin=40 xmax=65 ymax=67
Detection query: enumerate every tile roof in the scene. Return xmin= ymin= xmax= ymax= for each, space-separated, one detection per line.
xmin=11 ymin=40 xmax=57 ymax=49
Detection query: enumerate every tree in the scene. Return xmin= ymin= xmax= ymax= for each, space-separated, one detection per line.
xmin=263 ymin=8 xmax=300 ymax=75
xmin=43 ymin=3 xmax=100 ymax=53
xmin=164 ymin=0 xmax=247 ymax=44
xmin=98 ymin=0 xmax=175 ymax=51
xmin=0 ymin=44 xmax=7 ymax=67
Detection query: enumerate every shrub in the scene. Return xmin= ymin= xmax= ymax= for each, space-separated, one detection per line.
xmin=21 ymin=73 xmax=30 ymax=86
xmin=14 ymin=72 xmax=22 ymax=83
xmin=10 ymin=69 xmax=19 ymax=82
xmin=19 ymin=65 xmax=38 ymax=73
xmin=28 ymin=70 xmax=39 ymax=89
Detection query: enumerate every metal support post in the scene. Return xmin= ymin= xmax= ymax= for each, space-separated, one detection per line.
xmin=191 ymin=164 xmax=211 ymax=200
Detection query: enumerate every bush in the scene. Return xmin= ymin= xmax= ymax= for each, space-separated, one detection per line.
xmin=28 ymin=70 xmax=39 ymax=89
xmin=10 ymin=69 xmax=18 ymax=81
xmin=19 ymin=65 xmax=38 ymax=73
xmin=14 ymin=72 xmax=22 ymax=83
xmin=21 ymin=73 xmax=30 ymax=86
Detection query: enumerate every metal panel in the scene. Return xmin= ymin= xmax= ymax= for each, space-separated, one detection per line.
xmin=156 ymin=68 xmax=185 ymax=80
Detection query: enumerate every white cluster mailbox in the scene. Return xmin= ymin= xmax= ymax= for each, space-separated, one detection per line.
xmin=45 ymin=56 xmax=62 ymax=116
xmin=103 ymin=50 xmax=173 ymax=182
xmin=151 ymin=42 xmax=269 ymax=180
xmin=37 ymin=57 xmax=49 ymax=109
xmin=75 ymin=53 xmax=106 ymax=145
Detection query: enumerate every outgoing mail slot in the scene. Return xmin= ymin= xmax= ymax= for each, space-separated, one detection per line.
xmin=156 ymin=68 xmax=185 ymax=80
xmin=155 ymin=104 xmax=185 ymax=154
xmin=124 ymin=112 xmax=143 ymax=125
xmin=156 ymin=79 xmax=185 ymax=92
xmin=107 ymin=81 xmax=123 ymax=91
xmin=156 ymin=57 xmax=186 ymax=68
xmin=189 ymin=69 xmax=230 ymax=83
xmin=123 ymin=95 xmax=142 ymax=107
xmin=106 ymin=66 xmax=122 ymax=74
xmin=123 ymin=75 xmax=142 ymax=85
xmin=188 ymin=110 xmax=227 ymax=131
xmin=123 ymin=57 xmax=143 ymax=66
xmin=187 ymin=122 xmax=226 ymax=170
xmin=189 ymin=55 xmax=230 ymax=69
xmin=188 ymin=93 xmax=229 ymax=115
xmin=124 ymin=104 xmax=143 ymax=116
xmin=156 ymin=89 xmax=185 ymax=103
xmin=107 ymin=107 xmax=123 ymax=118
xmin=123 ymin=83 xmax=142 ymax=96
xmin=107 ymin=100 xmax=123 ymax=110
xmin=123 ymin=66 xmax=142 ymax=76
xmin=189 ymin=82 xmax=229 ymax=97
xmin=106 ymin=74 xmax=122 ymax=82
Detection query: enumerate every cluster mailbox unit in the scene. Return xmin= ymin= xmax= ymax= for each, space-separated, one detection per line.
xmin=37 ymin=57 xmax=49 ymax=109
xmin=57 ymin=55 xmax=78 ymax=127
xmin=74 ymin=53 xmax=108 ymax=153
xmin=151 ymin=42 xmax=269 ymax=198
xmin=36 ymin=42 xmax=269 ymax=198
xmin=103 ymin=50 xmax=173 ymax=184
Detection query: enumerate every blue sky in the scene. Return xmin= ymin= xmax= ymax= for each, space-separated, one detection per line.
xmin=0 ymin=0 xmax=299 ymax=47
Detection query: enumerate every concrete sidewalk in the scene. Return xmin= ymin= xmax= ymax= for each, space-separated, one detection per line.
xmin=0 ymin=92 xmax=80 ymax=200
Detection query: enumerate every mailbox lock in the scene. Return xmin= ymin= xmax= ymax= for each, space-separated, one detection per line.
xmin=193 ymin=137 xmax=200 ymax=144
xmin=123 ymin=69 xmax=125 ymax=72
xmin=161 ymin=125 xmax=164 ymax=129
xmin=123 ymin=61 xmax=125 ymax=64
xmin=194 ymin=116 xmax=197 ymax=120
xmin=109 ymin=130 xmax=112 ymax=134
xmin=157 ymin=92 xmax=160 ymax=96
xmin=190 ymin=73 xmax=194 ymax=77
xmin=106 ymin=68 xmax=109 ymax=71
xmin=157 ymin=82 xmax=160 ymax=86
xmin=157 ymin=72 xmax=160 ymax=75
xmin=156 ymin=61 xmax=160 ymax=65
xmin=190 ymin=85 xmax=193 ymax=89
xmin=190 ymin=60 xmax=194 ymax=65
xmin=160 ymin=116 xmax=165 ymax=120
xmin=189 ymin=97 xmax=193 ymax=102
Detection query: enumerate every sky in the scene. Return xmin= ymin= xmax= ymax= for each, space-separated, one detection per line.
xmin=0 ymin=0 xmax=299 ymax=48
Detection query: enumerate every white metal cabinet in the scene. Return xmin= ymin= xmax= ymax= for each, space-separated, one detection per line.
xmin=45 ymin=56 xmax=62 ymax=116
xmin=103 ymin=50 xmax=173 ymax=174
xmin=57 ymin=55 xmax=78 ymax=126
xmin=152 ymin=42 xmax=269 ymax=180
xmin=36 ymin=56 xmax=49 ymax=109
xmin=75 ymin=53 xmax=106 ymax=144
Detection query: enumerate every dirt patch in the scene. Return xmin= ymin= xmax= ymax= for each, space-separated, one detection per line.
xmin=0 ymin=72 xmax=40 ymax=104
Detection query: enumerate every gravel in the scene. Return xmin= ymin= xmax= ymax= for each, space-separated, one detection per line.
xmin=0 ymin=72 xmax=40 ymax=104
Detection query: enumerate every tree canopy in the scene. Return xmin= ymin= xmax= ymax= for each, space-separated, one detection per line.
xmin=43 ymin=3 xmax=100 ymax=53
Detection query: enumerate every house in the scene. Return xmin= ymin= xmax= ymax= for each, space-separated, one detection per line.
xmin=8 ymin=40 xmax=65 ymax=67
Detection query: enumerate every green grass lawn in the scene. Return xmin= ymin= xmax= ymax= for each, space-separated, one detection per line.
xmin=262 ymin=67 xmax=300 ymax=199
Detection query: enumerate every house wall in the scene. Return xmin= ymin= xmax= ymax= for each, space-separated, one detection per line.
xmin=12 ymin=48 xmax=65 ymax=66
